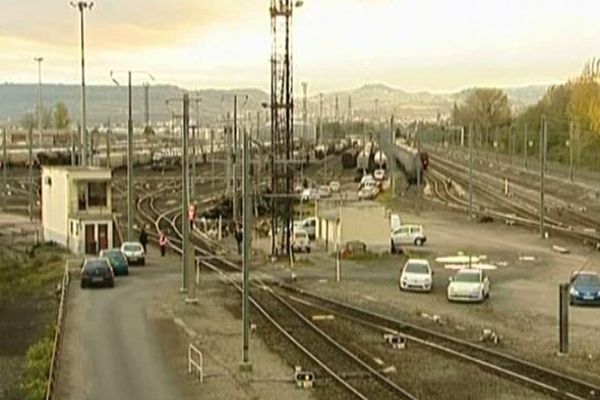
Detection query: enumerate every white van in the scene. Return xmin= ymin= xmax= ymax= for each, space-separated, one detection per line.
xmin=292 ymin=229 xmax=311 ymax=253
xmin=390 ymin=213 xmax=402 ymax=232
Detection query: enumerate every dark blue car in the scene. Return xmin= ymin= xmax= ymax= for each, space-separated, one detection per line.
xmin=570 ymin=272 xmax=600 ymax=306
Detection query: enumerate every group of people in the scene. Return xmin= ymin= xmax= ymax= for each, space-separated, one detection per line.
xmin=138 ymin=227 xmax=169 ymax=257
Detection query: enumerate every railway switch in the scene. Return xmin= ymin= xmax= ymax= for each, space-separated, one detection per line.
xmin=294 ymin=367 xmax=314 ymax=389
xmin=383 ymin=333 xmax=406 ymax=350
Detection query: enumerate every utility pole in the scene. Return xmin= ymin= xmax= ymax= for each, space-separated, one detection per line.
xmin=191 ymin=126 xmax=196 ymax=200
xmin=523 ymin=123 xmax=528 ymax=170
xmin=241 ymin=130 xmax=252 ymax=371
xmin=71 ymin=126 xmax=76 ymax=166
xmin=233 ymin=95 xmax=239 ymax=223
xmin=210 ymin=129 xmax=215 ymax=191
xmin=347 ymin=95 xmax=352 ymax=125
xmin=302 ymin=82 xmax=307 ymax=143
xmin=2 ymin=128 xmax=6 ymax=209
xmin=127 ymin=71 xmax=134 ymax=241
xmin=143 ymin=83 xmax=150 ymax=129
xmin=468 ymin=123 xmax=474 ymax=219
xmin=106 ymin=118 xmax=111 ymax=169
xmin=318 ymin=93 xmax=323 ymax=145
xmin=559 ymin=282 xmax=569 ymax=354
xmin=508 ymin=126 xmax=513 ymax=165
xmin=540 ymin=115 xmax=547 ymax=239
xmin=71 ymin=1 xmax=93 ymax=166
xmin=28 ymin=124 xmax=33 ymax=222
xmin=334 ymin=95 xmax=339 ymax=124
xmin=569 ymin=120 xmax=574 ymax=181
xmin=182 ymin=93 xmax=190 ymax=293
xmin=34 ymin=57 xmax=43 ymax=146
xmin=226 ymin=112 xmax=231 ymax=195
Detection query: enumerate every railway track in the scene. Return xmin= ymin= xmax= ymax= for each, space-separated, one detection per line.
xmin=134 ymin=180 xmax=600 ymax=399
xmin=427 ymin=154 xmax=600 ymax=246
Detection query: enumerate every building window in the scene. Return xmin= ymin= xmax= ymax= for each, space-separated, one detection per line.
xmin=88 ymin=182 xmax=107 ymax=207
xmin=78 ymin=185 xmax=87 ymax=210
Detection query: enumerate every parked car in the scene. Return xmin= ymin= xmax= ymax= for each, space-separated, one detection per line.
xmin=99 ymin=248 xmax=129 ymax=276
xmin=120 ymin=241 xmax=146 ymax=266
xmin=390 ymin=213 xmax=402 ymax=232
xmin=399 ymin=259 xmax=433 ymax=292
xmin=329 ymin=181 xmax=341 ymax=193
xmin=292 ymin=229 xmax=311 ymax=253
xmin=390 ymin=224 xmax=426 ymax=252
xmin=318 ymin=185 xmax=332 ymax=198
xmin=447 ymin=268 xmax=490 ymax=303
xmin=81 ymin=258 xmax=115 ymax=288
xmin=301 ymin=188 xmax=320 ymax=202
xmin=358 ymin=186 xmax=379 ymax=200
xmin=570 ymin=271 xmax=600 ymax=306
xmin=295 ymin=217 xmax=316 ymax=240
xmin=374 ymin=169 xmax=386 ymax=181
xmin=359 ymin=174 xmax=376 ymax=189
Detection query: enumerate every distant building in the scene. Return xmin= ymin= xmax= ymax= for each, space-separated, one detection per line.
xmin=315 ymin=201 xmax=390 ymax=253
xmin=41 ymin=166 xmax=115 ymax=255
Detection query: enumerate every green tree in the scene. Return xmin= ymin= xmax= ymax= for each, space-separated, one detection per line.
xmin=53 ymin=102 xmax=71 ymax=130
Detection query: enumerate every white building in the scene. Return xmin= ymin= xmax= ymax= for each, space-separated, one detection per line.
xmin=41 ymin=166 xmax=114 ymax=255
xmin=315 ymin=201 xmax=390 ymax=253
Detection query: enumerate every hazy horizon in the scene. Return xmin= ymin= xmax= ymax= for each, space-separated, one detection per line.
xmin=1 ymin=1 xmax=598 ymax=92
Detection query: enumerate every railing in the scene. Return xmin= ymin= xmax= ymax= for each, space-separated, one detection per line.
xmin=188 ymin=344 xmax=204 ymax=384
xmin=44 ymin=260 xmax=73 ymax=400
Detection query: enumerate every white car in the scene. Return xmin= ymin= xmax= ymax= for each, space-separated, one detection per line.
xmin=295 ymin=217 xmax=316 ymax=240
xmin=359 ymin=175 xmax=376 ymax=189
xmin=318 ymin=185 xmax=332 ymax=198
xmin=329 ymin=181 xmax=341 ymax=193
xmin=120 ymin=241 xmax=146 ymax=266
xmin=399 ymin=259 xmax=433 ymax=292
xmin=292 ymin=229 xmax=311 ymax=253
xmin=358 ymin=186 xmax=378 ymax=200
xmin=374 ymin=169 xmax=386 ymax=181
xmin=447 ymin=269 xmax=490 ymax=303
xmin=390 ymin=224 xmax=426 ymax=252
xmin=301 ymin=188 xmax=320 ymax=201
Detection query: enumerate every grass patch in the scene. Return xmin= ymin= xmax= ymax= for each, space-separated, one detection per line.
xmin=0 ymin=244 xmax=67 ymax=304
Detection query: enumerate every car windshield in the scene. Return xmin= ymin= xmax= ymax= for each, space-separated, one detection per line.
xmin=124 ymin=244 xmax=142 ymax=252
xmin=405 ymin=263 xmax=429 ymax=274
xmin=105 ymin=251 xmax=125 ymax=263
xmin=574 ymin=274 xmax=600 ymax=286
xmin=455 ymin=272 xmax=480 ymax=283
xmin=85 ymin=260 xmax=109 ymax=272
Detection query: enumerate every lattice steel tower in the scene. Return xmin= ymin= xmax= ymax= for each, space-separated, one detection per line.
xmin=270 ymin=0 xmax=299 ymax=256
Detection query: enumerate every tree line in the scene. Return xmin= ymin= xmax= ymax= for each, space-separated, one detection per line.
xmin=21 ymin=102 xmax=71 ymax=131
xmin=450 ymin=59 xmax=600 ymax=170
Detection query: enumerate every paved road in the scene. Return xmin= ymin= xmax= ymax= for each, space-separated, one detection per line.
xmin=54 ymin=252 xmax=182 ymax=400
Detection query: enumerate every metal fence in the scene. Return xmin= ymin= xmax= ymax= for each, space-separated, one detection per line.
xmin=188 ymin=344 xmax=204 ymax=384
xmin=44 ymin=261 xmax=72 ymax=400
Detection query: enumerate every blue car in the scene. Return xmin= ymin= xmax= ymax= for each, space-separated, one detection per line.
xmin=570 ymin=272 xmax=600 ymax=306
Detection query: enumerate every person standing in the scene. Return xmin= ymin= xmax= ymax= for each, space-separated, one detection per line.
xmin=139 ymin=227 xmax=148 ymax=253
xmin=234 ymin=223 xmax=243 ymax=255
xmin=159 ymin=233 xmax=168 ymax=257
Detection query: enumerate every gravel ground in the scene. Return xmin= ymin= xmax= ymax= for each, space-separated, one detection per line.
xmin=250 ymin=202 xmax=600 ymax=390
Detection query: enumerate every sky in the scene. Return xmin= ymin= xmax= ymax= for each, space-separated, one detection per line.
xmin=1 ymin=0 xmax=600 ymax=92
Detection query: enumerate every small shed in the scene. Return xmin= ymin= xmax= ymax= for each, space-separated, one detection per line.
xmin=315 ymin=201 xmax=390 ymax=253
xmin=41 ymin=166 xmax=114 ymax=255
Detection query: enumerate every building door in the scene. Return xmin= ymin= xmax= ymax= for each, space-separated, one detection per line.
xmin=98 ymin=224 xmax=109 ymax=251
xmin=85 ymin=224 xmax=96 ymax=254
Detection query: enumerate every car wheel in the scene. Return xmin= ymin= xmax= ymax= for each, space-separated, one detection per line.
xmin=306 ymin=247 xmax=311 ymax=253
xmin=390 ymin=241 xmax=396 ymax=254
xmin=141 ymin=259 xmax=146 ymax=266
xmin=80 ymin=281 xmax=85 ymax=289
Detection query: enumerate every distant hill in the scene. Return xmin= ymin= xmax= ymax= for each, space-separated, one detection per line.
xmin=0 ymin=82 xmax=549 ymax=127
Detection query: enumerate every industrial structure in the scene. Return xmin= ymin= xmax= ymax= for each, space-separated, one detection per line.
xmin=41 ymin=166 xmax=114 ymax=255
xmin=269 ymin=0 xmax=300 ymax=256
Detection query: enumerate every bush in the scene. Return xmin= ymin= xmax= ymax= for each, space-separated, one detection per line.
xmin=19 ymin=336 xmax=54 ymax=400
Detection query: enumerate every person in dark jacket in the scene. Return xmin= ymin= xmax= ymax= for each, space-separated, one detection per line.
xmin=139 ymin=228 xmax=148 ymax=253
xmin=234 ymin=224 xmax=243 ymax=255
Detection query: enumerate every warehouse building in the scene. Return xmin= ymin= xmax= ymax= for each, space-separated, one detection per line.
xmin=315 ymin=201 xmax=390 ymax=253
xmin=41 ymin=166 xmax=114 ymax=255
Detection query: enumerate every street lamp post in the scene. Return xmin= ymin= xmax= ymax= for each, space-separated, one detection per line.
xmin=34 ymin=57 xmax=44 ymax=146
xmin=70 ymin=1 xmax=94 ymax=166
